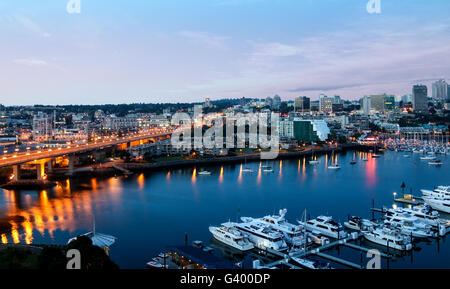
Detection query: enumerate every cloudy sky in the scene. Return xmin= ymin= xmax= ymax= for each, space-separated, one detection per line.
xmin=0 ymin=0 xmax=449 ymax=105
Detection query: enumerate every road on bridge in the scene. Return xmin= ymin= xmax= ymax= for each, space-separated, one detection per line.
xmin=0 ymin=128 xmax=174 ymax=169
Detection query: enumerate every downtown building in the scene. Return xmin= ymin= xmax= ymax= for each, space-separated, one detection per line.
xmin=412 ymin=84 xmax=428 ymax=112
xmin=432 ymin=79 xmax=448 ymax=103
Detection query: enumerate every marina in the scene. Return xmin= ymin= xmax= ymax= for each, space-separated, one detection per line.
xmin=0 ymin=150 xmax=449 ymax=269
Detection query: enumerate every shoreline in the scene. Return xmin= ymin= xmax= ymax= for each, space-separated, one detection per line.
xmin=121 ymin=143 xmax=367 ymax=172
xmin=0 ymin=144 xmax=370 ymax=188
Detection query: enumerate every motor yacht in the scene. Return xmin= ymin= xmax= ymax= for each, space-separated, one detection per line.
xmin=301 ymin=216 xmax=348 ymax=239
xmin=235 ymin=220 xmax=288 ymax=251
xmin=198 ymin=170 xmax=211 ymax=175
xmin=383 ymin=213 xmax=436 ymax=238
xmin=423 ymin=196 xmax=450 ymax=214
xmin=363 ymin=228 xmax=413 ymax=251
xmin=209 ymin=222 xmax=254 ymax=251
xmin=241 ymin=209 xmax=306 ymax=247
xmin=344 ymin=216 xmax=378 ymax=231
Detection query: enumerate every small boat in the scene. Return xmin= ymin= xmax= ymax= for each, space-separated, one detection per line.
xmin=198 ymin=171 xmax=211 ymax=175
xmin=428 ymin=160 xmax=442 ymax=166
xmin=350 ymin=160 xmax=356 ymax=165
xmin=263 ymin=168 xmax=274 ymax=173
xmin=372 ymin=154 xmax=381 ymax=158
xmin=291 ymin=257 xmax=332 ymax=269
xmin=420 ymin=155 xmax=435 ymax=161
xmin=146 ymin=261 xmax=165 ymax=269
xmin=309 ymin=160 xmax=319 ymax=165
xmin=327 ymin=164 xmax=340 ymax=170
xmin=403 ymin=154 xmax=411 ymax=158
xmin=241 ymin=168 xmax=254 ymax=173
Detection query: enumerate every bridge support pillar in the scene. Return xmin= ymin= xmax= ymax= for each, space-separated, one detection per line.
xmin=36 ymin=163 xmax=43 ymax=180
xmin=47 ymin=160 xmax=53 ymax=173
xmin=68 ymin=155 xmax=74 ymax=175
xmin=12 ymin=165 xmax=21 ymax=181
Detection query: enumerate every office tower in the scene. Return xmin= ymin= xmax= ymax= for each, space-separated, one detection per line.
xmin=412 ymin=84 xmax=428 ymax=112
xmin=319 ymin=94 xmax=333 ymax=113
xmin=294 ymin=96 xmax=310 ymax=112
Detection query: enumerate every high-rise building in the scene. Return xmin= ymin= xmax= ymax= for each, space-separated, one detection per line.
xmin=432 ymin=79 xmax=448 ymax=102
xmin=272 ymin=95 xmax=281 ymax=110
xmin=362 ymin=95 xmax=371 ymax=115
xmin=401 ymin=94 xmax=412 ymax=104
xmin=412 ymin=84 xmax=428 ymax=112
xmin=294 ymin=96 xmax=310 ymax=112
xmin=384 ymin=95 xmax=395 ymax=111
xmin=369 ymin=94 xmax=386 ymax=112
xmin=319 ymin=94 xmax=333 ymax=113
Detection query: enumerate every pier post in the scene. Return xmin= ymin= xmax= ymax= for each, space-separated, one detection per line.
xmin=12 ymin=165 xmax=21 ymax=181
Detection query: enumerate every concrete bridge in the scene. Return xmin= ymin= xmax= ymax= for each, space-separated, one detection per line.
xmin=0 ymin=127 xmax=174 ymax=181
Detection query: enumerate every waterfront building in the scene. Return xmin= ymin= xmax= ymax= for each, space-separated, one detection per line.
xmin=278 ymin=118 xmax=294 ymax=138
xmin=293 ymin=119 xmax=330 ymax=142
xmin=412 ymin=84 xmax=428 ymax=112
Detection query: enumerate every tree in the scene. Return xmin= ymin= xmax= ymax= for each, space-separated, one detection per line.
xmin=67 ymin=236 xmax=119 ymax=270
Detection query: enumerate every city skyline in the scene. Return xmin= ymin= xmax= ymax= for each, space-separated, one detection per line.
xmin=1 ymin=0 xmax=450 ymax=105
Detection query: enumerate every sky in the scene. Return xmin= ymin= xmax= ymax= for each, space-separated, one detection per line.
xmin=0 ymin=0 xmax=449 ymax=105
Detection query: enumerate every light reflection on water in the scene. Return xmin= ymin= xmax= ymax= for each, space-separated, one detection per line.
xmin=0 ymin=151 xmax=449 ymax=268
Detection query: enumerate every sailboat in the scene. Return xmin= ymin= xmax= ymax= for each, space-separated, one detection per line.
xmin=67 ymin=216 xmax=117 ymax=254
xmin=372 ymin=143 xmax=381 ymax=158
xmin=350 ymin=152 xmax=357 ymax=165
xmin=327 ymin=151 xmax=341 ymax=170
xmin=309 ymin=153 xmax=319 ymax=164
xmin=241 ymin=157 xmax=254 ymax=173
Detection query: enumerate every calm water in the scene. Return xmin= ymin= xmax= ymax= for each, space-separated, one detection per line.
xmin=0 ymin=150 xmax=449 ymax=269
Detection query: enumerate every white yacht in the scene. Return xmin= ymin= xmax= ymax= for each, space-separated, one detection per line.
xmin=241 ymin=209 xmax=306 ymax=247
xmin=363 ymin=228 xmax=413 ymax=251
xmin=198 ymin=170 xmax=211 ymax=175
xmin=383 ymin=213 xmax=436 ymax=238
xmin=235 ymin=221 xmax=288 ymax=251
xmin=384 ymin=205 xmax=449 ymax=236
xmin=423 ymin=196 xmax=450 ymax=214
xmin=263 ymin=168 xmax=274 ymax=173
xmin=344 ymin=216 xmax=378 ymax=232
xmin=301 ymin=216 xmax=348 ymax=239
xmin=209 ymin=222 xmax=254 ymax=251
xmin=241 ymin=168 xmax=254 ymax=173
xmin=291 ymin=257 xmax=332 ymax=269
xmin=421 ymin=186 xmax=450 ymax=198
